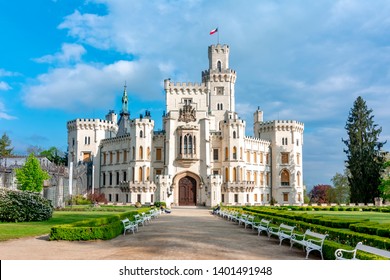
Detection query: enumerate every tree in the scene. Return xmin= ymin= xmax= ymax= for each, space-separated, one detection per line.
xmin=309 ymin=184 xmax=334 ymax=204
xmin=331 ymin=170 xmax=350 ymax=204
xmin=379 ymin=160 xmax=390 ymax=201
xmin=39 ymin=146 xmax=67 ymax=165
xmin=0 ymin=132 xmax=14 ymax=157
xmin=342 ymin=96 xmax=386 ymax=204
xmin=15 ymin=153 xmax=50 ymax=192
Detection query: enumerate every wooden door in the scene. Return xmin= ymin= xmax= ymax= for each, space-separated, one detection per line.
xmin=179 ymin=176 xmax=196 ymax=206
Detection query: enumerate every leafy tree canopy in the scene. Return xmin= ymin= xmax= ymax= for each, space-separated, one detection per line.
xmin=15 ymin=153 xmax=50 ymax=192
xmin=309 ymin=184 xmax=333 ymax=204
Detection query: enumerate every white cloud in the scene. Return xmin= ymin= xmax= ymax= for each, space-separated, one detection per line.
xmin=23 ymin=60 xmax=164 ymax=111
xmin=0 ymin=81 xmax=11 ymax=91
xmin=0 ymin=101 xmax=16 ymax=120
xmin=34 ymin=43 xmax=86 ymax=64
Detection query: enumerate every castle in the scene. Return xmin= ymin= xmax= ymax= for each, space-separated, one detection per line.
xmin=67 ymin=44 xmax=304 ymax=207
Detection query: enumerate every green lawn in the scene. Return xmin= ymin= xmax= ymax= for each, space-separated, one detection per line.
xmin=303 ymin=211 xmax=390 ymax=224
xmin=0 ymin=211 xmax=123 ymax=241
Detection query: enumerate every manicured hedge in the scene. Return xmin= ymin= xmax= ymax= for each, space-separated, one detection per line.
xmin=49 ymin=211 xmax=141 ymax=241
xmin=0 ymin=188 xmax=53 ymax=222
xmin=224 ymin=206 xmax=390 ymax=259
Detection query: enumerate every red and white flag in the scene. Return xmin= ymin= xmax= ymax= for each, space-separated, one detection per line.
xmin=210 ymin=28 xmax=218 ymax=35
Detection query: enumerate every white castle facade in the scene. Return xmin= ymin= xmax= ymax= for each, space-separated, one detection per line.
xmin=67 ymin=44 xmax=304 ymax=207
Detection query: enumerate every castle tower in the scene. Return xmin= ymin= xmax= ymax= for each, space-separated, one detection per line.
xmin=117 ymin=84 xmax=131 ymax=137
xmin=254 ymin=113 xmax=304 ymax=205
xmin=202 ymin=44 xmax=237 ymax=128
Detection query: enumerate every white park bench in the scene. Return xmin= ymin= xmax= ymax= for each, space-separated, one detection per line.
xmin=335 ymin=242 xmax=390 ymax=260
xmin=290 ymin=229 xmax=328 ymax=259
xmin=268 ymin=223 xmax=296 ymax=245
xmin=133 ymin=214 xmax=145 ymax=226
xmin=244 ymin=215 xmax=255 ymax=229
xmin=121 ymin=218 xmax=138 ymax=235
xmin=252 ymin=219 xmax=271 ymax=236
xmin=237 ymin=213 xmax=249 ymax=226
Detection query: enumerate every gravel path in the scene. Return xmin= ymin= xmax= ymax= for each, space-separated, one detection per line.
xmin=0 ymin=207 xmax=320 ymax=260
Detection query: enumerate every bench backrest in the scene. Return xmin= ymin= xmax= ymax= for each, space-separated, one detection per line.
xmin=305 ymin=230 xmax=328 ymax=243
xmin=279 ymin=223 xmax=295 ymax=233
xmin=260 ymin=219 xmax=270 ymax=226
xmin=356 ymin=242 xmax=390 ymax=259
xmin=122 ymin=218 xmax=130 ymax=226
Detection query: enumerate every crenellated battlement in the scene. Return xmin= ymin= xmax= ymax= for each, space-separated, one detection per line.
xmin=164 ymin=79 xmax=207 ymax=95
xmin=67 ymin=118 xmax=117 ymax=131
xmin=256 ymin=120 xmax=304 ymax=133
xmin=244 ymin=136 xmax=271 ymax=146
xmin=208 ymin=44 xmax=230 ymax=54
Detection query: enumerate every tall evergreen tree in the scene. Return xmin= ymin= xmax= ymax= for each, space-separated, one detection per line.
xmin=342 ymin=96 xmax=386 ymax=203
xmin=0 ymin=132 xmax=14 ymax=157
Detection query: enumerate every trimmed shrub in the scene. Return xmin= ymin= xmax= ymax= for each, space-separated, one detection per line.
xmin=0 ymin=188 xmax=53 ymax=222
xmin=49 ymin=211 xmax=140 ymax=241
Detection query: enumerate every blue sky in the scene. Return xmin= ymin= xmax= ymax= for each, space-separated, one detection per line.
xmin=1 ymin=0 xmax=390 ymax=189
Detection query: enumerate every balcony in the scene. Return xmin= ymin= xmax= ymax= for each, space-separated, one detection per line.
xmin=176 ymin=153 xmax=199 ymax=167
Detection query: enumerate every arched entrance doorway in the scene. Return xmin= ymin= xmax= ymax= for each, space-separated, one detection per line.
xmin=178 ymin=176 xmax=197 ymax=206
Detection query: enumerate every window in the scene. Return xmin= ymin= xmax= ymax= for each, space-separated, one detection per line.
xmin=180 ymin=134 xmax=195 ymax=155
xmin=108 ymin=194 xmax=112 ymax=202
xmin=246 ymin=171 xmax=251 ymax=181
xmin=116 ymin=171 xmax=119 ymax=185
xmin=221 ymin=194 xmax=225 ymax=203
xmin=213 ymin=149 xmax=219 ymax=161
xmin=297 ymin=172 xmax=301 ymax=186
xmin=137 ymin=194 xmax=141 ymax=203
xmin=72 ymin=138 xmax=75 ymax=147
xmin=156 ymin=148 xmax=162 ymax=161
xmin=156 ymin=169 xmax=162 ymax=175
xmin=225 ymin=147 xmax=228 ymax=160
xmin=233 ymin=168 xmax=237 ymax=182
xmin=225 ymin=167 xmax=229 ymax=182
xmin=84 ymin=136 xmax=90 ymax=145
xmin=246 ymin=151 xmax=251 ymax=163
xmin=296 ymin=153 xmax=300 ymax=165
xmin=281 ymin=152 xmax=289 ymax=164
xmin=254 ymin=171 xmax=258 ymax=184
xmin=266 ymin=172 xmax=270 ymax=186
xmin=266 ymin=153 xmax=269 ymax=164
xmin=140 ymin=130 xmax=143 ymax=138
xmin=139 ymin=146 xmax=143 ymax=159
xmin=281 ymin=169 xmax=290 ymax=186
xmin=115 ymin=194 xmax=119 ymax=202
xmin=126 ymin=194 xmax=129 ymax=203
xmin=260 ymin=173 xmax=264 ymax=185
xmin=297 ymin=139 xmax=299 ymax=146
xmin=147 ymin=147 xmax=151 ymax=160
xmin=267 ymin=194 xmax=270 ymax=201
xmin=183 ymin=98 xmax=192 ymax=105
xmin=233 ymin=146 xmax=237 ymax=160
xmin=123 ymin=150 xmax=127 ymax=162
xmin=83 ymin=152 xmax=91 ymax=162
xmin=282 ymin=137 xmax=288 ymax=145
xmin=234 ymin=194 xmax=239 ymax=203
xmin=123 ymin=171 xmax=127 ymax=182
xmin=260 ymin=152 xmax=263 ymax=164
xmin=109 ymin=172 xmax=113 ymax=185
xmin=116 ymin=152 xmax=120 ymax=163
xmin=233 ymin=131 xmax=236 ymax=138
xmin=254 ymin=194 xmax=258 ymax=202
xmin=102 ymin=173 xmax=106 ymax=185
xmin=217 ymin=61 xmax=222 ymax=72
xmin=132 ymin=147 xmax=135 ymax=160
xmin=283 ymin=193 xmax=289 ymax=202
xmin=254 ymin=153 xmax=257 ymax=163
xmin=139 ymin=167 xmax=143 ymax=182
xmin=247 ymin=194 xmax=249 ymax=203
xmin=146 ymin=167 xmax=150 ymax=180
xmin=110 ymin=152 xmax=113 ymax=164
xmin=213 ymin=169 xmax=219 ymax=175
xmin=261 ymin=194 xmax=264 ymax=202
xmin=298 ymin=193 xmax=302 ymax=202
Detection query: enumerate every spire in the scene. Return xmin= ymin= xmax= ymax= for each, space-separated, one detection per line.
xmin=121 ymin=82 xmax=128 ymax=114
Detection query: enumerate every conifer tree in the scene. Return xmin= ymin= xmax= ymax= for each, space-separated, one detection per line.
xmin=342 ymin=96 xmax=386 ymax=203
xmin=0 ymin=132 xmax=14 ymax=157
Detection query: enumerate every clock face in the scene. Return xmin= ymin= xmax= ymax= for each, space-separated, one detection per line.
xmin=216 ymin=87 xmax=224 ymax=95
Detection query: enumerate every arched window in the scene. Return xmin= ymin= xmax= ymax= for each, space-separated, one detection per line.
xmin=297 ymin=172 xmax=301 ymax=186
xmin=140 ymin=130 xmax=143 ymax=138
xmin=139 ymin=167 xmax=143 ymax=182
xmin=193 ymin=136 xmax=196 ymax=154
xmin=139 ymin=146 xmax=143 ymax=159
xmin=225 ymin=147 xmax=229 ymax=160
xmin=281 ymin=169 xmax=290 ymax=186
xmin=233 ymin=168 xmax=237 ymax=182
xmin=146 ymin=167 xmax=150 ymax=181
xmin=188 ymin=135 xmax=192 ymax=154
xmin=233 ymin=146 xmax=237 ymax=160
xmin=147 ymin=147 xmax=150 ymax=159
xmin=179 ymin=136 xmax=182 ymax=154
xmin=132 ymin=147 xmax=135 ymax=159
xmin=217 ymin=61 xmax=222 ymax=72
xmin=233 ymin=131 xmax=236 ymax=138
xmin=184 ymin=135 xmax=188 ymax=154
xmin=225 ymin=167 xmax=229 ymax=182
